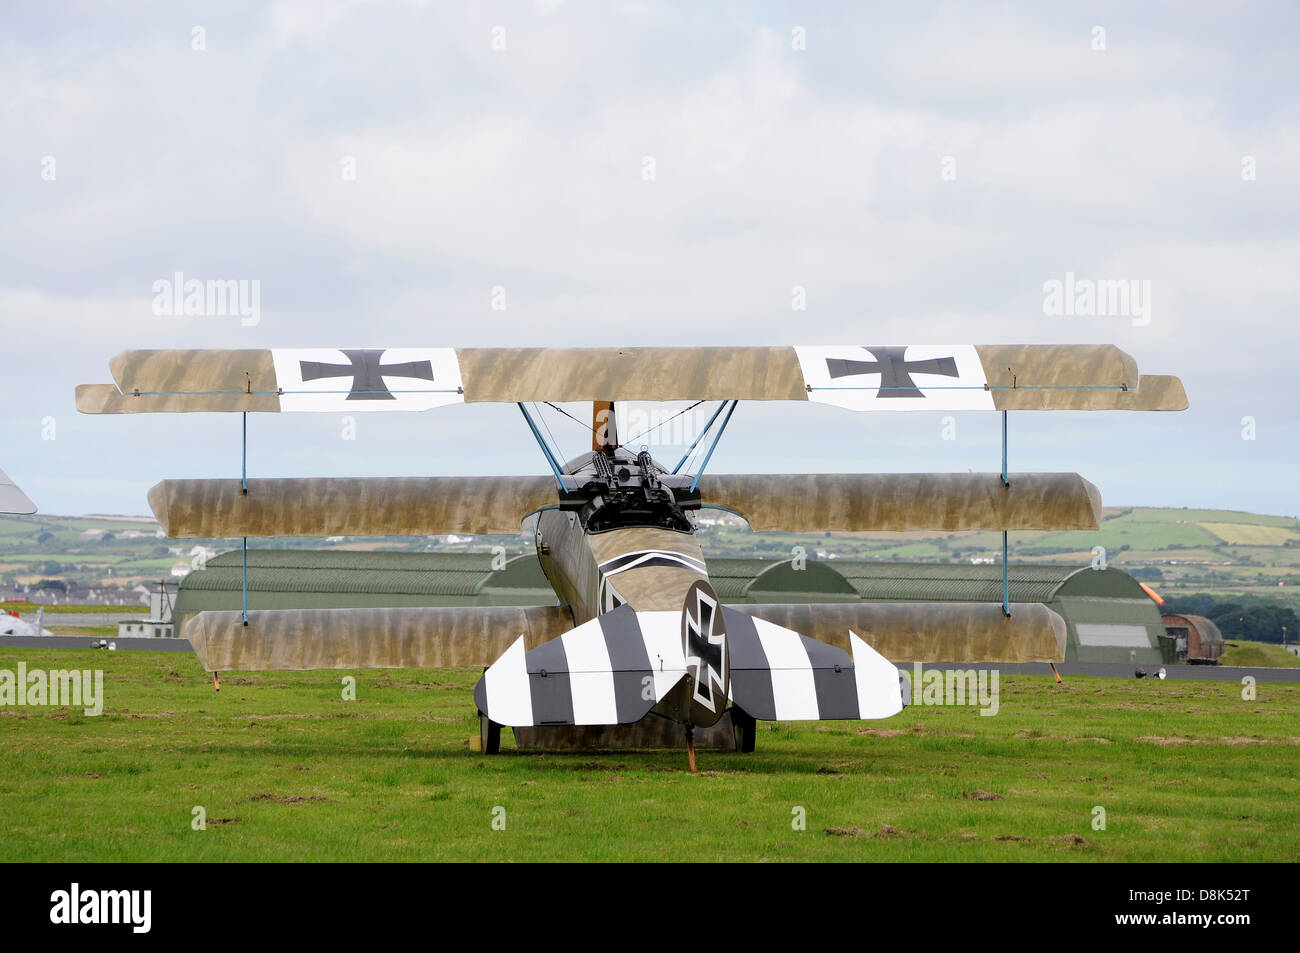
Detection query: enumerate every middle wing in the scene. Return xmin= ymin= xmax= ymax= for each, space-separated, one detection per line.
xmin=698 ymin=472 xmax=1102 ymax=532
xmin=149 ymin=476 xmax=558 ymax=537
xmin=148 ymin=471 xmax=1101 ymax=538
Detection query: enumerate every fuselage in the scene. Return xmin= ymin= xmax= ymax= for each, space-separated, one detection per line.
xmin=535 ymin=448 xmax=708 ymax=625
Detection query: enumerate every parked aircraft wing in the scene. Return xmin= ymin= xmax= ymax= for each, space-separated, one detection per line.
xmin=697 ymin=472 xmax=1102 ymax=532
xmin=0 ymin=467 xmax=36 ymax=515
xmin=149 ymin=476 xmax=558 ymax=538
xmin=77 ymin=345 xmax=1185 ymax=413
xmin=184 ymin=605 xmax=573 ymax=672
xmin=739 ymin=602 xmax=1067 ymax=663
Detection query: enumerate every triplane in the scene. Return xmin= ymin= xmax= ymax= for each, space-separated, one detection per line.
xmin=78 ymin=344 xmax=1185 ymax=768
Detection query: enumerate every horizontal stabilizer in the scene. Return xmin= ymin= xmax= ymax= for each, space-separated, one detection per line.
xmin=724 ymin=608 xmax=906 ymax=721
xmin=474 ymin=605 xmax=689 ymax=727
xmin=0 ymin=467 xmax=36 ymax=515
xmin=741 ymin=602 xmax=1067 ymax=663
xmin=474 ymin=603 xmax=907 ymax=727
xmin=184 ymin=605 xmax=572 ymax=672
xmin=150 ymin=476 xmax=558 ymax=537
xmin=699 ymin=472 xmax=1102 ymax=532
xmin=78 ymin=344 xmax=1184 ymax=413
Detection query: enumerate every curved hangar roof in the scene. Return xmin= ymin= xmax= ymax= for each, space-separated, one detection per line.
xmin=177 ymin=549 xmax=552 ymax=600
xmin=708 ymin=559 xmax=1148 ymax=604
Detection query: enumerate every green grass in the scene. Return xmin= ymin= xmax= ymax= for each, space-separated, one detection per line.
xmin=47 ymin=626 xmax=121 ymax=638
xmin=0 ymin=604 xmax=144 ymax=615
xmin=1220 ymin=640 xmax=1300 ymax=668
xmin=1119 ymin=508 xmax=1299 ymax=528
xmin=2 ymin=648 xmax=1297 ymax=862
xmin=1021 ymin=521 xmax=1222 ymax=553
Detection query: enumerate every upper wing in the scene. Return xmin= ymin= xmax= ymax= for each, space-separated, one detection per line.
xmin=698 ymin=472 xmax=1102 ymax=532
xmin=77 ymin=345 xmax=1186 ymax=413
xmin=0 ymin=467 xmax=36 ymax=515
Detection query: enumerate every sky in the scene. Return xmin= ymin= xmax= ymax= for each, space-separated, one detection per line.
xmin=1 ymin=1 xmax=1297 ymax=518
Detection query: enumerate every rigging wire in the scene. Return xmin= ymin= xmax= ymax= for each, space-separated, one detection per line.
xmin=542 ymin=401 xmax=594 ymax=436
xmin=534 ymin=402 xmax=567 ymax=470
xmin=624 ymin=400 xmax=704 ymax=447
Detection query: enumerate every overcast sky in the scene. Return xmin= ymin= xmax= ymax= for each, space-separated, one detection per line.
xmin=2 ymin=1 xmax=1297 ymax=518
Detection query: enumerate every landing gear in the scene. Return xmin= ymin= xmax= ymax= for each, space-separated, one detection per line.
xmin=479 ymin=711 xmax=501 ymax=754
xmin=731 ymin=707 xmax=757 ymax=753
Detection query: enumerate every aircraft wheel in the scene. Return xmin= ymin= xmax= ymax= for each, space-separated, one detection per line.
xmin=479 ymin=712 xmax=502 ymax=755
xmin=731 ymin=708 xmax=757 ymax=753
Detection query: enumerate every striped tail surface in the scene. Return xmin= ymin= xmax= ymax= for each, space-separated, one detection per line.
xmin=724 ymin=608 xmax=908 ymax=721
xmin=472 ymin=603 xmax=907 ymax=728
xmin=473 ymin=604 xmax=686 ymax=728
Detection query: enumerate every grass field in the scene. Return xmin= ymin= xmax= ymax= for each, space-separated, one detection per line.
xmin=1 ymin=604 xmax=142 ymax=615
xmin=1220 ymin=640 xmax=1300 ymax=668
xmin=2 ymin=648 xmax=1297 ymax=862
xmin=1197 ymin=523 xmax=1300 ymax=546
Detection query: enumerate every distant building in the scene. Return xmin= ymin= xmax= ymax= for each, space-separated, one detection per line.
xmin=1161 ymin=613 xmax=1224 ymax=664
xmin=118 ymin=620 xmax=175 ymax=638
xmin=115 ymin=581 xmax=177 ymax=639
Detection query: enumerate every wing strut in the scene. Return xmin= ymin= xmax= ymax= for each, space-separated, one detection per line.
xmin=242 ymin=411 xmax=249 ymax=626
xmin=672 ymin=400 xmax=729 ymax=474
xmin=1001 ymin=409 xmax=1010 ymax=617
xmin=689 ymin=400 xmax=738 ymax=493
xmin=517 ymin=402 xmax=566 ymax=489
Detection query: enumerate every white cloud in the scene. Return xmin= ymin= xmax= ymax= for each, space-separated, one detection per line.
xmin=0 ymin=2 xmax=1296 ymax=515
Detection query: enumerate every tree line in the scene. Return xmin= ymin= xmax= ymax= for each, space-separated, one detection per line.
xmin=1162 ymin=593 xmax=1298 ymax=644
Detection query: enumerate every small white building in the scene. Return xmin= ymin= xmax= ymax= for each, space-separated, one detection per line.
xmin=117 ymin=620 xmax=175 ymax=638
xmin=117 ymin=581 xmax=177 ymax=637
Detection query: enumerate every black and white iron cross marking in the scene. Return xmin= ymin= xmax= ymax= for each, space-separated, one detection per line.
xmin=825 ymin=346 xmax=960 ymax=398
xmin=684 ymin=588 xmax=726 ymax=712
xmin=298 ymin=349 xmax=435 ymax=400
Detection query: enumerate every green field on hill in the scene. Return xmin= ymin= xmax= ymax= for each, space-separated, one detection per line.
xmin=2 ymin=648 xmax=1297 ymax=862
